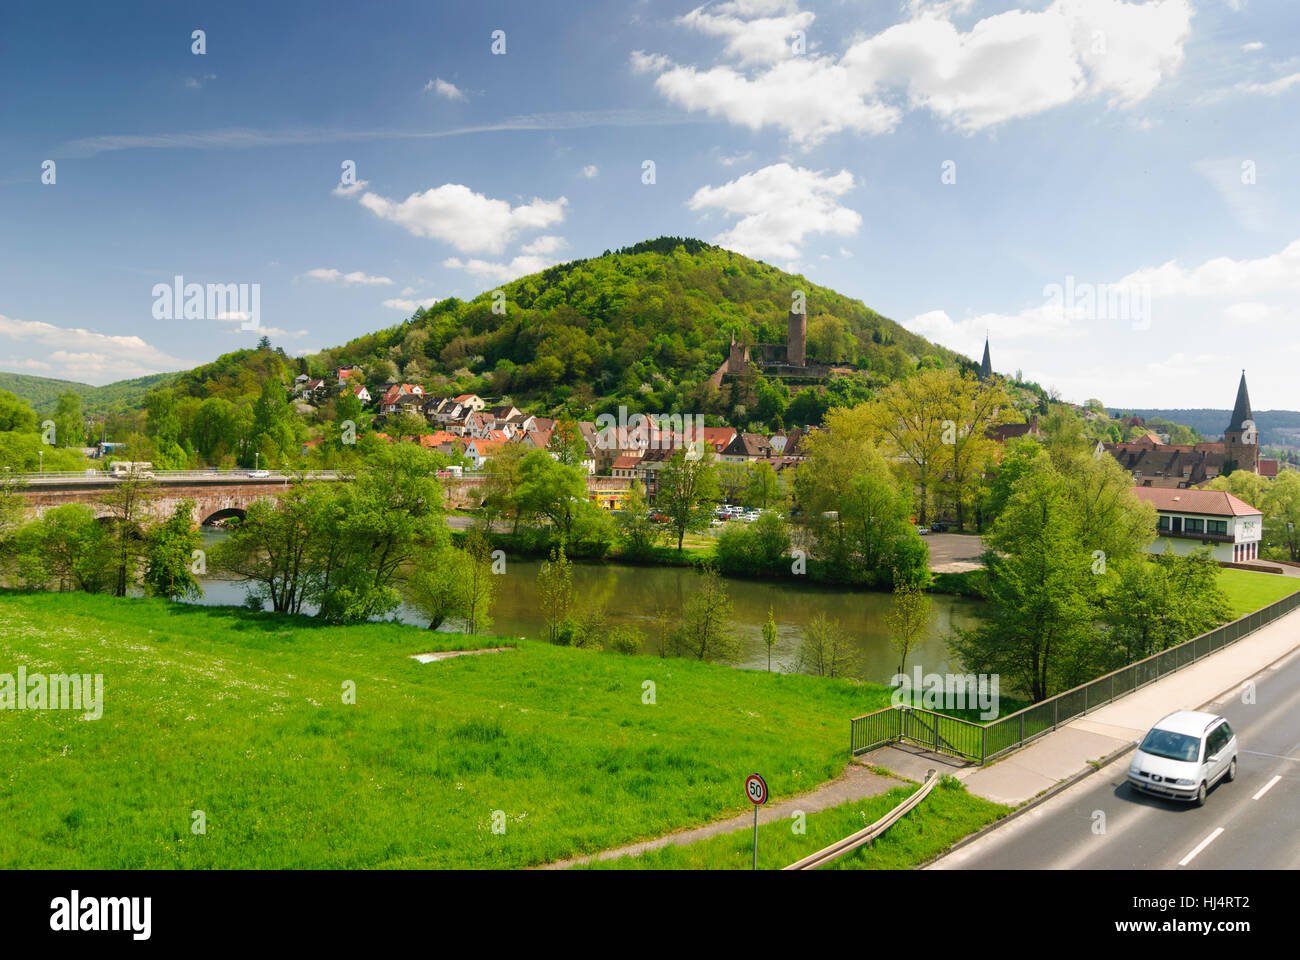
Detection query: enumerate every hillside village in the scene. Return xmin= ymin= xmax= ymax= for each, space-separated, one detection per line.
xmin=273 ymin=323 xmax=1299 ymax=580
xmin=292 ymin=363 xmax=813 ymax=511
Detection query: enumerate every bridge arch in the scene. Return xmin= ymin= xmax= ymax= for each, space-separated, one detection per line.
xmin=201 ymin=507 xmax=247 ymax=527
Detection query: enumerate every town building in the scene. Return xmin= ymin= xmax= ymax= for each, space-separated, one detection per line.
xmin=1104 ymin=372 xmax=1277 ymax=486
xmin=1130 ymin=487 xmax=1264 ymax=564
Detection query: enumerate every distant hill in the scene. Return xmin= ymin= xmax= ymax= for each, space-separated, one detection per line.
xmin=1 ymin=239 xmax=998 ymax=435
xmin=118 ymin=237 xmax=977 ymax=426
xmin=313 ymin=236 xmax=968 ymax=414
xmin=1109 ymin=408 xmax=1300 ymax=447
xmin=0 ymin=371 xmax=175 ymax=416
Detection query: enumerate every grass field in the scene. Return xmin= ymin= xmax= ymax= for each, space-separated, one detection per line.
xmin=0 ymin=591 xmax=894 ymax=869
xmin=1217 ymin=568 xmax=1300 ymax=619
xmin=584 ymin=775 xmax=1007 ymax=870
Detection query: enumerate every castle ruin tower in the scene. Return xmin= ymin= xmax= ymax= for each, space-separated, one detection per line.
xmin=787 ymin=307 xmax=807 ymax=367
xmin=1223 ymin=370 xmax=1260 ymax=474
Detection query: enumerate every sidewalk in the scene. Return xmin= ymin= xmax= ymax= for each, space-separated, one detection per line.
xmin=859 ymin=604 xmax=1300 ymax=807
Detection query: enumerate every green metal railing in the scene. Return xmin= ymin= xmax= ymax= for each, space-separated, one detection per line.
xmin=851 ymin=588 xmax=1300 ymax=763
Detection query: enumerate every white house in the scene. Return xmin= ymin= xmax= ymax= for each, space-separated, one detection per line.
xmin=1131 ymin=487 xmax=1263 ymax=564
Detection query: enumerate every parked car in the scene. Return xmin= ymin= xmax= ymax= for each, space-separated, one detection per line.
xmin=929 ymin=522 xmax=948 ymax=533
xmin=248 ymin=469 xmax=270 ymax=479
xmin=1127 ymin=711 xmax=1237 ymax=806
xmin=917 ymin=526 xmax=930 ymax=536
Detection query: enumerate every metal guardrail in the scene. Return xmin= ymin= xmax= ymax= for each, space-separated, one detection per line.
xmin=851 ymin=587 xmax=1300 ymax=764
xmin=784 ymin=770 xmax=939 ymax=870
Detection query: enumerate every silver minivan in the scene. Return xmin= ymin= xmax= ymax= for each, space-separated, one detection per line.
xmin=1127 ymin=710 xmax=1238 ymax=807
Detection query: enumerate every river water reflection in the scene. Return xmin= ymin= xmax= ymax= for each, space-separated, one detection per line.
xmin=192 ymin=533 xmax=982 ymax=683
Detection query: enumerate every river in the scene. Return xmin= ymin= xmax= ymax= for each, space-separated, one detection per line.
xmin=191 ymin=532 xmax=982 ymax=684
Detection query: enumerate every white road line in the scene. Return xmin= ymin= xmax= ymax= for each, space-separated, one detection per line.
xmin=1239 ymin=749 xmax=1300 ymax=763
xmin=1179 ymin=827 xmax=1224 ymax=867
xmin=1252 ymin=775 xmax=1282 ymax=801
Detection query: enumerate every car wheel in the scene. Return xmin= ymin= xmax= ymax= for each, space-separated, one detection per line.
xmin=1194 ymin=781 xmax=1207 ymax=807
xmin=1226 ymin=757 xmax=1237 ymax=782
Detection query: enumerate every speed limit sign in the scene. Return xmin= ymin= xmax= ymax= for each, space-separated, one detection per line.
xmin=745 ymin=774 xmax=768 ymax=869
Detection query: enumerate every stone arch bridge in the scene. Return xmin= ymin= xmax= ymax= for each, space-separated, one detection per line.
xmin=10 ymin=470 xmax=490 ymax=526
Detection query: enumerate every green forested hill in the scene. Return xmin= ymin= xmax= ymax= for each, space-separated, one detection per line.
xmin=1 ymin=239 xmax=991 ymax=470
xmin=309 ymin=236 xmax=968 ymax=419
xmin=0 ymin=371 xmax=173 ymax=416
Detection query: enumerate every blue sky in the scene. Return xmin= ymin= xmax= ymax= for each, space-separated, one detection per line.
xmin=0 ymin=0 xmax=1297 ymax=409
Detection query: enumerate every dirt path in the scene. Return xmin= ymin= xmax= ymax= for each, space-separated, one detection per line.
xmin=540 ymin=760 xmax=903 ymax=870
xmin=408 ymin=647 xmax=514 ymax=663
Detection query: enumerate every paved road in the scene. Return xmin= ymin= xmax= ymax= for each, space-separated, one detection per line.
xmin=931 ymin=647 xmax=1300 ymax=869
xmin=924 ymin=532 xmax=985 ymax=572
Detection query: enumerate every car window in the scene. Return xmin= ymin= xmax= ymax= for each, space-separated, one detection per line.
xmin=1139 ymin=728 xmax=1200 ymax=763
xmin=1207 ymin=725 xmax=1228 ymax=756
xmin=1220 ymin=721 xmax=1234 ymax=741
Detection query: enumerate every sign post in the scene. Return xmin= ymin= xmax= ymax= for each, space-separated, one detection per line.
xmin=745 ymin=773 xmax=768 ymax=870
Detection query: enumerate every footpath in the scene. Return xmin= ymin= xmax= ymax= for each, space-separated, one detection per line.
xmin=861 ymin=603 xmax=1300 ymax=806
xmin=540 ymin=762 xmax=901 ymax=869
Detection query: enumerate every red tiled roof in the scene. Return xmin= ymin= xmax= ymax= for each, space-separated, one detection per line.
xmin=1132 ymin=486 xmax=1261 ymax=517
xmin=1259 ymin=458 xmax=1279 ymax=478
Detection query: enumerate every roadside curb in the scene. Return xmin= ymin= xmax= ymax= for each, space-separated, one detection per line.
xmin=918 ymin=740 xmax=1136 ymax=869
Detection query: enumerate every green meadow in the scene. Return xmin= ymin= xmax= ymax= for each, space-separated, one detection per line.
xmin=1217 ymin=568 xmax=1300 ymax=619
xmin=0 ymin=591 xmax=893 ymax=869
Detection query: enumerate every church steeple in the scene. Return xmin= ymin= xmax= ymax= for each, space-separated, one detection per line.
xmin=1226 ymin=369 xmax=1253 ymax=434
xmin=978 ymin=337 xmax=992 ymax=381
xmin=1224 ymin=370 xmax=1259 ymax=475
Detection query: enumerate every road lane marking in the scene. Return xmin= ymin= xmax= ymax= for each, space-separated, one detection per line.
xmin=1240 ymin=749 xmax=1300 ymax=763
xmin=1252 ymin=775 xmax=1282 ymax=800
xmin=1178 ymin=827 xmax=1224 ymax=867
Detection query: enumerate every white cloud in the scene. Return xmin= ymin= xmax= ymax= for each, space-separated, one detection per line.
xmin=383 ymin=297 xmax=441 ymax=311
xmin=216 ymin=316 xmax=308 ymax=339
xmin=349 ymin=183 xmax=568 ymax=255
xmin=687 ymin=162 xmax=861 ymax=260
xmin=520 ymin=235 xmax=567 ymax=256
xmin=1120 ymin=238 xmax=1300 ymax=298
xmin=630 ymin=51 xmax=673 ymax=75
xmin=677 ymin=2 xmax=815 ymax=66
xmin=1241 ymin=41 xmax=1264 ymax=52
xmin=443 ymin=254 xmax=558 ymax=285
xmin=637 ymin=0 xmax=1192 ymax=144
xmin=906 ymin=236 xmax=1300 ymax=406
xmin=331 ymin=179 xmax=370 ymax=197
xmin=0 ymin=313 xmax=184 ymax=384
xmin=425 ymin=78 xmax=467 ymax=101
xmin=581 ymin=165 xmax=599 ymax=179
xmin=1235 ymin=72 xmax=1300 ymax=96
xmin=0 ymin=356 xmax=52 ymax=372
xmin=300 ymin=267 xmax=394 ymax=285
xmin=1224 ymin=301 xmax=1282 ymax=324
xmin=185 ymin=74 xmax=217 ymax=89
